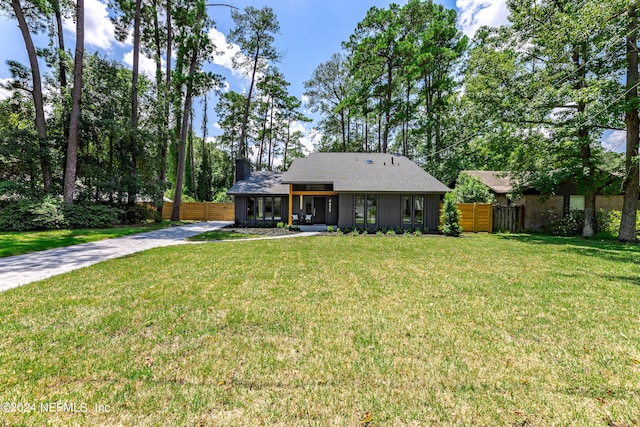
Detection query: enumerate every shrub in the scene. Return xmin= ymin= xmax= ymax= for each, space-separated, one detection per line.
xmin=440 ymin=193 xmax=462 ymax=237
xmin=544 ymin=209 xmax=584 ymax=236
xmin=453 ymin=173 xmax=496 ymax=204
xmin=64 ymin=204 xmax=122 ymax=229
xmin=326 ymin=225 xmax=334 ymax=232
xmin=119 ymin=205 xmax=152 ymax=225
xmin=414 ymin=229 xmax=423 ymax=237
xmin=0 ymin=196 xmax=66 ymax=231
xmin=386 ymin=229 xmax=396 ymax=236
xmin=276 ymin=221 xmax=285 ymax=229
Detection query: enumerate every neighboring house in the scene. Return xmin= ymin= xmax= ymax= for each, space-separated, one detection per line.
xmin=228 ymin=153 xmax=450 ymax=232
xmin=457 ymin=170 xmax=625 ymax=232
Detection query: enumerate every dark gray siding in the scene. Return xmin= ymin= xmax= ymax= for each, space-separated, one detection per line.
xmin=338 ymin=194 xmax=354 ymax=229
xmin=425 ymin=194 xmax=441 ymax=232
xmin=337 ymin=192 xmax=444 ymax=231
xmin=378 ymin=194 xmax=401 ymax=229
xmin=234 ymin=196 xmax=247 ymax=224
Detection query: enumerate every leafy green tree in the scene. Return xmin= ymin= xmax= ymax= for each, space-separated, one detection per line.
xmin=228 ymin=6 xmax=280 ymax=159
xmin=304 ymin=53 xmax=351 ymax=152
xmin=619 ymin=2 xmax=639 ymax=243
xmin=465 ymin=0 xmax=624 ymax=237
xmin=4 ymin=0 xmax=54 ymax=191
xmin=440 ymin=192 xmax=462 ymax=236
xmin=453 ymin=173 xmax=495 ymax=204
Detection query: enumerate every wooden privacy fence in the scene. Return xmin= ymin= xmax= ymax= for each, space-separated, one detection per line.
xmin=493 ymin=205 xmax=525 ymax=232
xmin=452 ymin=203 xmax=493 ymax=233
xmin=161 ymin=202 xmax=235 ymax=221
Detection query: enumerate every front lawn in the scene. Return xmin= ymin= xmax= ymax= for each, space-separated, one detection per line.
xmin=0 ymin=234 xmax=638 ymax=425
xmin=0 ymin=221 xmax=189 ymax=258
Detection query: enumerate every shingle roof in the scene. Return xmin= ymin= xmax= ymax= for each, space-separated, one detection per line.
xmin=227 ymin=171 xmax=289 ymax=195
xmin=461 ymin=171 xmax=514 ymax=195
xmin=282 ymin=153 xmax=450 ymax=193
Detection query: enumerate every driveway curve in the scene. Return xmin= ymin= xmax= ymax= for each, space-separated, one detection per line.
xmin=0 ymin=221 xmax=233 ymax=292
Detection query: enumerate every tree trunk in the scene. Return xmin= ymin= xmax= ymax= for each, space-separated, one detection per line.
xmin=171 ymin=48 xmax=198 ymax=221
xmin=189 ymin=110 xmax=197 ymax=199
xmin=11 ymin=0 xmax=53 ymax=191
xmin=237 ymin=41 xmax=261 ymax=159
xmin=126 ymin=0 xmax=142 ymax=205
xmin=53 ymin=0 xmax=67 ymax=89
xmin=63 ymin=0 xmax=84 ymax=204
xmin=153 ymin=0 xmax=166 ymax=214
xmin=619 ymin=4 xmax=640 ymax=243
xmin=340 ymin=109 xmax=347 ymax=152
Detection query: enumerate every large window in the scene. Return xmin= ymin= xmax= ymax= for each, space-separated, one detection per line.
xmin=246 ymin=197 xmax=284 ymax=224
xmin=256 ymin=198 xmax=264 ymax=220
xmin=274 ymin=198 xmax=282 ymax=221
xmin=403 ymin=194 xmax=425 ymax=228
xmin=355 ymin=194 xmax=377 ymax=227
xmin=367 ymin=196 xmax=377 ymax=226
xmin=569 ymin=195 xmax=585 ymax=211
xmin=403 ymin=196 xmax=412 ymax=226
xmin=355 ymin=195 xmax=365 ymax=225
xmin=414 ymin=195 xmax=424 ymax=227
xmin=247 ymin=198 xmax=255 ymax=221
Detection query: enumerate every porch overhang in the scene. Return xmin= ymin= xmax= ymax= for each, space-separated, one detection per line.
xmin=287 ymin=184 xmax=338 ymax=226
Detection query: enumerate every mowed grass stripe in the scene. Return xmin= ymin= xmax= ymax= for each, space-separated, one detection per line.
xmin=0 ymin=234 xmax=638 ymax=426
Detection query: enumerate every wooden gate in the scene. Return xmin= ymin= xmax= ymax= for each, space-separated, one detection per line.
xmin=493 ymin=205 xmax=525 ymax=232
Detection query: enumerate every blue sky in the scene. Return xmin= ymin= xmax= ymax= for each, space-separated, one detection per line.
xmin=0 ymin=0 xmax=624 ymax=152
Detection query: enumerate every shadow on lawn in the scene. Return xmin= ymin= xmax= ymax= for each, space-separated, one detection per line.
xmin=497 ymin=233 xmax=640 ymax=271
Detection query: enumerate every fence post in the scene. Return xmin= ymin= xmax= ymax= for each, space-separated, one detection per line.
xmin=473 ymin=203 xmax=478 ymax=233
xmin=488 ymin=204 xmax=493 ymax=233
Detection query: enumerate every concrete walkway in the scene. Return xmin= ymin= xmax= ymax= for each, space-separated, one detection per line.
xmin=0 ymin=221 xmax=235 ymax=292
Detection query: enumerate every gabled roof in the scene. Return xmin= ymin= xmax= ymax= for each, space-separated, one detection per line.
xmin=227 ymin=171 xmax=289 ymax=196
xmin=461 ymin=171 xmax=514 ymax=195
xmin=282 ymin=153 xmax=450 ymax=193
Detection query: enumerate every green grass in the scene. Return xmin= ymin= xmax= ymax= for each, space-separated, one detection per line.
xmin=186 ymin=230 xmax=264 ymax=241
xmin=0 ymin=234 xmax=639 ymax=426
xmin=0 ymin=221 xmax=189 ymax=258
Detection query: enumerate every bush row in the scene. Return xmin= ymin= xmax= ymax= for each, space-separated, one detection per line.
xmin=544 ymin=209 xmax=639 ymax=237
xmin=0 ymin=196 xmax=159 ymax=231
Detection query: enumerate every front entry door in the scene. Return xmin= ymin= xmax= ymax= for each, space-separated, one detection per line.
xmin=313 ymin=197 xmax=326 ymax=224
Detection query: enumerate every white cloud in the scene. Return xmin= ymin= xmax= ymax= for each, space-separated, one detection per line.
xmin=64 ymin=0 xmax=118 ymax=50
xmin=123 ymin=50 xmax=163 ymax=78
xmin=457 ymin=0 xmax=510 ymax=38
xmin=602 ymin=130 xmax=626 ymax=153
xmin=0 ymin=79 xmax=13 ymax=100
xmin=208 ymin=28 xmax=267 ymax=84
xmin=289 ymin=120 xmax=317 ymax=154
xmin=209 ymin=28 xmax=249 ymax=80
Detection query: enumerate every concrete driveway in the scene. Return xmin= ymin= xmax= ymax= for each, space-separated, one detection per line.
xmin=0 ymin=221 xmax=232 ymax=292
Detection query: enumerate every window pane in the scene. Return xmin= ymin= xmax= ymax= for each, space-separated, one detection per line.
xmin=414 ymin=195 xmax=424 ymax=226
xmin=355 ymin=195 xmax=365 ymax=225
xmin=367 ymin=195 xmax=377 ymax=226
xmin=265 ymin=197 xmax=273 ymax=220
xmin=247 ymin=198 xmax=255 ymax=221
xmin=403 ymin=195 xmax=412 ymax=225
xmin=274 ymin=198 xmax=282 ymax=221
xmin=256 ymin=197 xmax=264 ymax=220
xmin=569 ymin=195 xmax=585 ymax=211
